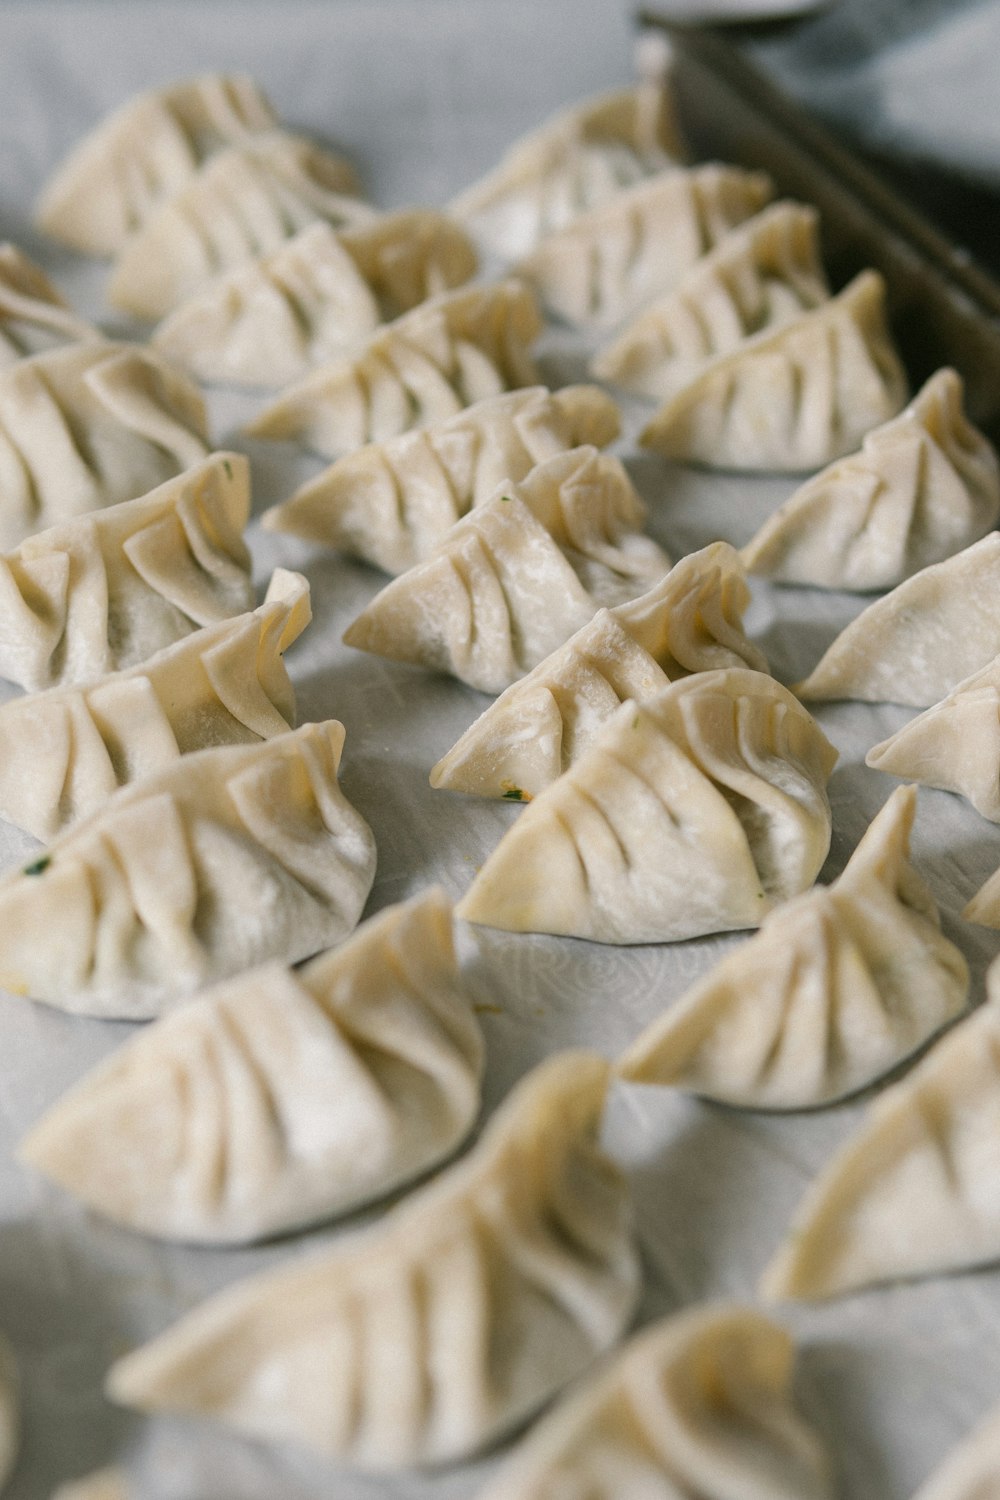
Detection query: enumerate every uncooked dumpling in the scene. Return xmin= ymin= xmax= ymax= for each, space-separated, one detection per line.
xmin=431 ymin=541 xmax=766 ymax=800
xmin=0 ymin=451 xmax=253 ymax=693
xmin=0 ymin=243 xmax=101 ymax=367
xmin=640 ymin=271 xmax=908 ymax=472
xmin=343 ymin=448 xmax=670 ymax=693
xmin=261 ymin=383 xmax=620 ymax=572
xmin=867 ymin=654 xmax=1000 ymax=823
xmin=795 ymin=532 xmax=1000 ymax=707
xmin=152 ymin=211 xmax=478 ymax=387
xmin=0 ymin=568 xmax=310 ymax=841
xmin=21 ymin=890 xmax=482 ymax=1242
xmin=107 ymin=130 xmax=369 ymax=320
xmin=515 ymin=164 xmax=773 ymax=329
xmin=106 ymin=1051 xmax=639 ymax=1470
xmin=35 ymin=73 xmax=278 ymax=255
xmin=0 ymin=341 xmax=210 ymax=549
xmin=0 ymin=720 xmax=376 ymax=1019
xmin=618 ymin=785 xmax=968 ymax=1108
xmin=457 ymin=669 xmax=836 ymax=943
xmin=743 ymin=369 xmax=1000 ymax=590
xmin=592 ymin=201 xmax=829 ymax=399
xmin=475 ymin=1303 xmax=833 ymax=1500
xmin=910 ymin=1401 xmax=1000 ymax=1500
xmin=246 ymin=279 xmax=543 ymax=458
xmin=450 ymin=83 xmax=682 ymax=259
xmin=761 ymin=959 xmax=1000 ymax=1302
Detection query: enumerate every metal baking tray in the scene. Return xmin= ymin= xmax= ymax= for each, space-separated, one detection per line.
xmin=640 ymin=15 xmax=1000 ymax=436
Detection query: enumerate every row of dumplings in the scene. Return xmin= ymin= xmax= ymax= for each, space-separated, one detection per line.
xmin=19 ymin=1298 xmax=1000 ymax=1499
xmin=14 ymin=947 xmax=1000 ymax=1491
xmin=3 ymin=64 xmax=999 ymax=1498
xmin=0 ymin=75 xmax=411 ymax=1481
xmin=0 ymin=74 xmax=627 ymax=1493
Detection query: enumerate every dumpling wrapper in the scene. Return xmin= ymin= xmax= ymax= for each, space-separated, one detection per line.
xmin=867 ymin=653 xmax=1000 ymax=824
xmin=761 ymin=958 xmax=1000 ymax=1302
xmin=431 ymin=540 xmax=767 ymax=801
xmin=0 ymin=341 xmax=210 ymax=550
xmin=640 ymin=271 xmax=908 ymax=473
xmin=261 ymin=382 xmax=620 ymax=573
xmin=107 ymin=130 xmax=369 ymax=321
xmin=0 ymin=243 xmax=101 ymax=368
xmin=246 ymin=278 xmax=543 ymax=459
xmin=795 ymin=531 xmax=1000 ymax=708
xmin=0 ymin=721 xmax=376 ymax=1019
xmin=592 ymin=200 xmax=829 ymax=400
xmin=450 ymin=83 xmax=683 ymax=259
xmin=618 ymin=785 xmax=968 ymax=1108
xmin=475 ymin=1303 xmax=833 ymax=1500
xmin=457 ymin=668 xmax=836 ymax=944
xmin=742 ymin=369 xmax=1000 ymax=591
xmin=35 ymin=73 xmax=278 ymax=255
xmin=21 ymin=889 xmax=483 ymax=1243
xmin=515 ymin=163 xmax=773 ymax=330
xmin=910 ymin=1401 xmax=1000 ymax=1500
xmin=0 ymin=568 xmax=310 ymax=842
xmin=0 ymin=451 xmax=254 ymax=693
xmin=343 ymin=447 xmax=671 ymax=694
xmin=152 ymin=211 xmax=478 ymax=388
xmin=106 ymin=1050 xmax=640 ymax=1471
xmin=963 ymin=857 xmax=1000 ymax=927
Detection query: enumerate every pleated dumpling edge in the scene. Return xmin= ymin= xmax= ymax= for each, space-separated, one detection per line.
xmin=617 ymin=784 xmax=969 ymax=1108
xmin=20 ymin=889 xmax=482 ymax=1243
xmin=105 ymin=1049 xmax=640 ymax=1470
xmin=456 ymin=668 xmax=837 ymax=943
xmin=0 ymin=720 xmax=376 ymax=1018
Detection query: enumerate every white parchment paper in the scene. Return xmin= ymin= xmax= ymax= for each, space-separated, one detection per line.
xmin=0 ymin=3 xmax=999 ymax=1497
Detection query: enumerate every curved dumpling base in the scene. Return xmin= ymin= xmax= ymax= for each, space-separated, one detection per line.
xmin=450 ymin=84 xmax=682 ymax=259
xmin=476 ymin=1303 xmax=833 ymax=1500
xmin=152 ymin=212 xmax=478 ymax=388
xmin=246 ymin=279 xmax=543 ymax=458
xmin=0 ymin=568 xmax=310 ymax=842
xmin=0 ymin=342 xmax=210 ymax=550
xmin=21 ymin=890 xmax=483 ymax=1243
xmin=592 ymin=200 xmax=829 ymax=400
xmin=343 ymin=449 xmax=670 ymax=694
xmin=261 ymin=383 xmax=620 ymax=572
xmin=0 ymin=721 xmax=376 ymax=1019
xmin=911 ymin=1401 xmax=1000 ymax=1500
xmin=457 ymin=669 xmax=836 ymax=944
xmin=640 ymin=271 xmax=908 ymax=473
xmin=431 ymin=541 xmax=766 ymax=800
xmin=617 ymin=785 xmax=968 ymax=1108
xmin=107 ymin=130 xmax=369 ymax=321
xmin=795 ymin=532 xmax=1000 ymax=708
xmin=867 ymin=655 xmax=1000 ymax=823
xmin=514 ymin=164 xmax=773 ymax=329
xmin=0 ymin=451 xmax=253 ymax=693
xmin=0 ymin=243 xmax=101 ymax=367
xmin=761 ymin=963 xmax=1000 ymax=1302
xmin=106 ymin=1051 xmax=640 ymax=1471
xmin=35 ymin=74 xmax=279 ymax=255
xmin=742 ymin=369 xmax=1000 ymax=591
